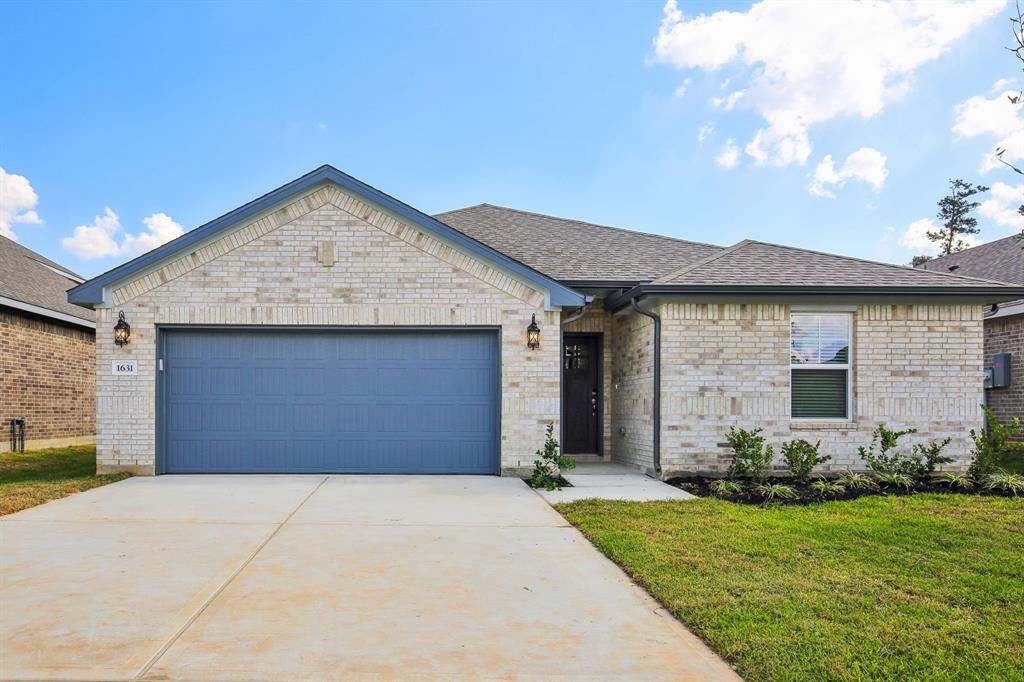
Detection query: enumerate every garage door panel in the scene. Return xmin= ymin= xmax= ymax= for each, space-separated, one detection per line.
xmin=161 ymin=329 xmax=498 ymax=474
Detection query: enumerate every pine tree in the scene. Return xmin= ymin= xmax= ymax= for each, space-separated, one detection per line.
xmin=926 ymin=179 xmax=989 ymax=256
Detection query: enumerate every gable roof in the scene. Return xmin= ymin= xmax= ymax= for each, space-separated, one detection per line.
xmin=0 ymin=236 xmax=95 ymax=328
xmin=918 ymin=234 xmax=1024 ymax=285
xmin=68 ymin=166 xmax=585 ymax=308
xmin=434 ymin=203 xmax=722 ymax=283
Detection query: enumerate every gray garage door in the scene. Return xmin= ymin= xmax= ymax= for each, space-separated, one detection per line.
xmin=158 ymin=328 xmax=499 ymax=474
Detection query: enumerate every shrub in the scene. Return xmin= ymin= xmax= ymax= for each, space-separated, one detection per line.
xmin=529 ymin=424 xmax=575 ymax=491
xmin=936 ymin=472 xmax=975 ymax=490
xmin=837 ymin=471 xmax=877 ymax=491
xmin=752 ymin=482 xmax=797 ymax=503
xmin=982 ymin=470 xmax=1024 ymax=496
xmin=708 ymin=479 xmax=744 ymax=497
xmin=969 ymin=406 xmax=1023 ymax=479
xmin=809 ymin=478 xmax=845 ymax=496
xmin=725 ymin=427 xmax=775 ymax=482
xmin=874 ymin=471 xmax=914 ymax=490
xmin=858 ymin=424 xmax=949 ymax=477
xmin=909 ymin=438 xmax=954 ymax=476
xmin=781 ymin=439 xmax=829 ymax=483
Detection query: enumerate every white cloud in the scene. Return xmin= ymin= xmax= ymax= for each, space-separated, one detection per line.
xmin=697 ymin=123 xmax=715 ymax=143
xmin=318 ymin=122 xmax=328 ymax=129
xmin=808 ymin=147 xmax=889 ymax=198
xmin=979 ymin=180 xmax=1024 ymax=229
xmin=899 ymin=216 xmax=981 ymax=254
xmin=953 ymin=82 xmax=1024 ymax=173
xmin=653 ymin=0 xmax=1003 ymax=166
xmin=0 ymin=167 xmax=42 ymax=241
xmin=674 ymin=77 xmax=692 ymax=97
xmin=715 ymin=139 xmax=741 ymax=169
xmin=62 ymin=208 xmax=183 ymax=260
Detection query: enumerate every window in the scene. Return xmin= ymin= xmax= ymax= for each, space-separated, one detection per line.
xmin=790 ymin=313 xmax=851 ymax=419
xmin=564 ymin=343 xmax=590 ymax=370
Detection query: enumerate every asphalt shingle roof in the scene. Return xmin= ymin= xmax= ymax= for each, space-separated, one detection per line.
xmin=434 ymin=204 xmax=723 ymax=282
xmin=919 ymin=234 xmax=1024 ymax=285
xmin=0 ymin=236 xmax=95 ymax=323
xmin=654 ymin=239 xmax=1014 ymax=288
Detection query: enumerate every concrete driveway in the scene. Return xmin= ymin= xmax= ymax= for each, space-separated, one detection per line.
xmin=1 ymin=475 xmax=736 ymax=681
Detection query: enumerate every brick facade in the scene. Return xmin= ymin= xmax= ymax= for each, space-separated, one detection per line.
xmin=0 ymin=309 xmax=95 ymax=452
xmin=564 ymin=302 xmax=984 ymax=477
xmin=984 ymin=314 xmax=1023 ymax=429
xmin=94 ymin=185 xmax=560 ymax=475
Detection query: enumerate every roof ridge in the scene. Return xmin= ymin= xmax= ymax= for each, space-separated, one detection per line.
xmin=654 ymin=240 xmax=754 ymax=283
xmin=741 ymin=238 xmax=1019 ymax=287
xmin=435 ymin=203 xmax=725 ymax=251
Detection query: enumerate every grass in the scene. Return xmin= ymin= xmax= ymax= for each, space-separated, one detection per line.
xmin=0 ymin=445 xmax=130 ymax=515
xmin=557 ymin=495 xmax=1024 ymax=681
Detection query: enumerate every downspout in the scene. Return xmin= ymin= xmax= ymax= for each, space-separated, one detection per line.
xmin=629 ymin=297 xmax=661 ymax=475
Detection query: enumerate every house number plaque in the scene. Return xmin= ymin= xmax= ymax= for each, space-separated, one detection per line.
xmin=111 ymin=361 xmax=137 ymax=375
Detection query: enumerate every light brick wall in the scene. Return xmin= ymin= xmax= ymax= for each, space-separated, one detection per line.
xmin=984 ymin=314 xmax=1023 ymax=431
xmin=0 ymin=309 xmax=95 ymax=452
xmin=609 ymin=312 xmax=656 ymax=471
xmin=95 ymin=186 xmax=559 ymax=475
xmin=652 ymin=302 xmax=984 ymax=477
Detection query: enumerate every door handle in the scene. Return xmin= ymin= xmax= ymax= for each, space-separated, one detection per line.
xmin=591 ymin=389 xmax=597 ymax=416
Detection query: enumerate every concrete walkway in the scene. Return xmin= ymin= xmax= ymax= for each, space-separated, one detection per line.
xmin=535 ymin=462 xmax=697 ymax=503
xmin=0 ymin=475 xmax=734 ymax=681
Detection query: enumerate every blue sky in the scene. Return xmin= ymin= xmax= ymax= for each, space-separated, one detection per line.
xmin=1 ymin=0 xmax=1020 ymax=278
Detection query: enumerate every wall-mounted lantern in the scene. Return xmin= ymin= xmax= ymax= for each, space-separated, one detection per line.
xmin=113 ymin=311 xmax=131 ymax=348
xmin=527 ymin=314 xmax=541 ymax=350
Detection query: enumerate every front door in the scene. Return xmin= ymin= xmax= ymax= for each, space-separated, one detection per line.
xmin=562 ymin=334 xmax=600 ymax=454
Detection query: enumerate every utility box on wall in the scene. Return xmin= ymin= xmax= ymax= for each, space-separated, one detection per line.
xmin=992 ymin=353 xmax=1011 ymax=388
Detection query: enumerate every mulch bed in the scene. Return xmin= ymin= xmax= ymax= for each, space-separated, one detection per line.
xmin=668 ymin=476 xmax=1016 ymax=505
xmin=523 ymin=475 xmax=573 ymax=489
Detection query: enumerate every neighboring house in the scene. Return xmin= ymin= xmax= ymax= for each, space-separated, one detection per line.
xmin=921 ymin=235 xmax=1024 ymax=430
xmin=68 ymin=166 xmax=1024 ymax=477
xmin=1 ymin=235 xmax=96 ymax=453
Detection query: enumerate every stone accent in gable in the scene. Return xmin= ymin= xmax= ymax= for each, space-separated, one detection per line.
xmin=111 ymin=185 xmax=545 ymax=309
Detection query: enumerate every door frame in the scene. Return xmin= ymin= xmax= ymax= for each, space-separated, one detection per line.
xmin=154 ymin=325 xmax=503 ymax=475
xmin=561 ymin=332 xmax=603 ymax=456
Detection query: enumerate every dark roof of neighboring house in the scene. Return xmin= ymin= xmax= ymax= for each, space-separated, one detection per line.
xmin=434 ymin=203 xmax=723 ymax=282
xmin=655 ymin=240 xmax=1013 ymax=288
xmin=0 ymin=235 xmax=95 ymax=326
xmin=919 ymin=234 xmax=1024 ymax=285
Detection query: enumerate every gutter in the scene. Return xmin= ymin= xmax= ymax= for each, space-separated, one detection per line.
xmin=605 ymin=283 xmax=1024 ymax=313
xmin=628 ymin=297 xmax=661 ymax=475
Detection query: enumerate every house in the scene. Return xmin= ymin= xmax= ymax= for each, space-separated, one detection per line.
xmin=67 ymin=166 xmax=1024 ymax=477
xmin=920 ymin=235 xmax=1023 ymax=430
xmin=1 ymin=235 xmax=96 ymax=452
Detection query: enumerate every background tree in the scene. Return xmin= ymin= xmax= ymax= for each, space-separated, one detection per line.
xmin=911 ymin=255 xmax=933 ymax=267
xmin=925 ymin=178 xmax=989 ymax=257
xmin=998 ymin=1 xmax=1024 ymax=232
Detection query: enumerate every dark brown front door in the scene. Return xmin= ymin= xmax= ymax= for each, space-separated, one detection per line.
xmin=562 ymin=334 xmax=600 ymax=454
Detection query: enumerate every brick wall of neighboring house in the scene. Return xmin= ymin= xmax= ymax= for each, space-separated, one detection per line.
xmin=93 ymin=184 xmax=560 ymax=475
xmin=609 ymin=302 xmax=983 ymax=478
xmin=0 ymin=308 xmax=95 ymax=452
xmin=984 ymin=313 xmax=1023 ymax=429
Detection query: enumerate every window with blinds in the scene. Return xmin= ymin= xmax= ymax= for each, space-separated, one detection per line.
xmin=790 ymin=313 xmax=851 ymax=419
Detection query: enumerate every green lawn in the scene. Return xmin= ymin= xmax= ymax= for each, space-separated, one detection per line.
xmin=0 ymin=445 xmax=129 ymax=515
xmin=558 ymin=495 xmax=1024 ymax=681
